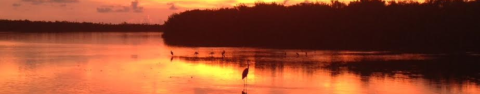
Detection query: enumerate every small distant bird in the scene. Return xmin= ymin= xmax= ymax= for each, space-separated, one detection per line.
xmin=194 ymin=52 xmax=199 ymax=55
xmin=171 ymin=51 xmax=174 ymax=56
xmin=222 ymin=50 xmax=226 ymax=57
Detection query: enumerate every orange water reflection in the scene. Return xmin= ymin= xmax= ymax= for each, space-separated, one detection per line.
xmin=0 ymin=32 xmax=478 ymax=94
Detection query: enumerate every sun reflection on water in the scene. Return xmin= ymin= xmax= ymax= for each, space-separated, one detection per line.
xmin=0 ymin=32 xmax=478 ymax=94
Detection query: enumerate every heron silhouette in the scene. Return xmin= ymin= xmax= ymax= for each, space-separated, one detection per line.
xmin=242 ymin=61 xmax=250 ymax=90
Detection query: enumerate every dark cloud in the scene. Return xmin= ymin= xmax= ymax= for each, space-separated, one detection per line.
xmin=131 ymin=0 xmax=143 ymax=12
xmin=21 ymin=0 xmax=79 ymax=4
xmin=97 ymin=6 xmax=128 ymax=13
xmin=97 ymin=0 xmax=143 ymax=13
xmin=96 ymin=7 xmax=112 ymax=13
xmin=167 ymin=3 xmax=178 ymax=10
xmin=50 ymin=0 xmax=78 ymax=3
xmin=116 ymin=6 xmax=131 ymax=12
xmin=12 ymin=3 xmax=22 ymax=7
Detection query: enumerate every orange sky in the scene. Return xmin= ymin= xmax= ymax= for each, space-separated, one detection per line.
xmin=1 ymin=0 xmax=419 ymax=24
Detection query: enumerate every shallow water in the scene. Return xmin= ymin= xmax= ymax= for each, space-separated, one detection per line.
xmin=0 ymin=32 xmax=478 ymax=94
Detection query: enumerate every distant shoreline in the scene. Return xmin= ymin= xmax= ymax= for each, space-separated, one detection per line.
xmin=162 ymin=1 xmax=480 ymax=52
xmin=0 ymin=19 xmax=164 ymax=32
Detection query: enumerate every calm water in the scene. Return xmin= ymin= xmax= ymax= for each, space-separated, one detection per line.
xmin=0 ymin=32 xmax=478 ymax=94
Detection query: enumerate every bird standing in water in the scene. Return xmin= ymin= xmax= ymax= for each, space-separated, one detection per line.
xmin=242 ymin=61 xmax=250 ymax=83
xmin=242 ymin=64 xmax=249 ymax=80
xmin=242 ymin=61 xmax=250 ymax=93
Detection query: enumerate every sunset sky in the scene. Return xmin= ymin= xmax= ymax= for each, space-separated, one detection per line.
xmin=0 ymin=0 xmax=351 ymax=24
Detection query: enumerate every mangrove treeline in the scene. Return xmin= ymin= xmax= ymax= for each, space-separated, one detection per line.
xmin=162 ymin=0 xmax=480 ymax=52
xmin=0 ymin=19 xmax=163 ymax=32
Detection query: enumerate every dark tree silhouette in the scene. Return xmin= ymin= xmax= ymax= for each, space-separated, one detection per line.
xmin=0 ymin=19 xmax=163 ymax=32
xmin=162 ymin=1 xmax=480 ymax=53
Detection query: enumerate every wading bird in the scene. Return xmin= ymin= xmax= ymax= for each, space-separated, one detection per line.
xmin=242 ymin=61 xmax=250 ymax=93
xmin=242 ymin=61 xmax=250 ymax=82
xmin=242 ymin=64 xmax=249 ymax=80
